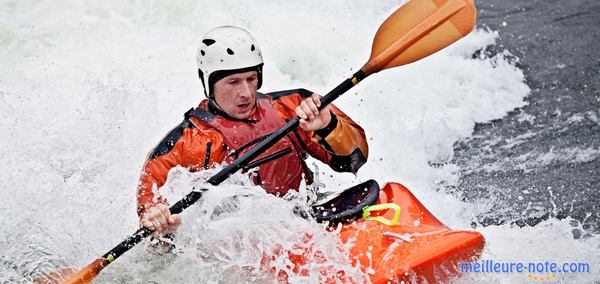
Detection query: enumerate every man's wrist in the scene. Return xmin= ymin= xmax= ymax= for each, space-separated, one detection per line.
xmin=315 ymin=112 xmax=337 ymax=138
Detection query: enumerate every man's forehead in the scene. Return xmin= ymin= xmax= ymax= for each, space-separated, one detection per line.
xmin=223 ymin=70 xmax=257 ymax=80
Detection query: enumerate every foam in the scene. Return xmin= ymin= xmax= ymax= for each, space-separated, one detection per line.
xmin=1 ymin=1 xmax=597 ymax=283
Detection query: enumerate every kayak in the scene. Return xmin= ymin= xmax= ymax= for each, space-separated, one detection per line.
xmin=296 ymin=180 xmax=486 ymax=283
xmin=35 ymin=180 xmax=482 ymax=284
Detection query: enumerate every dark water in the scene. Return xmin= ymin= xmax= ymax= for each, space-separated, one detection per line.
xmin=452 ymin=0 xmax=600 ymax=235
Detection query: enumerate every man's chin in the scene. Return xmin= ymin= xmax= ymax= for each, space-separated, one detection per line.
xmin=233 ymin=111 xmax=251 ymax=120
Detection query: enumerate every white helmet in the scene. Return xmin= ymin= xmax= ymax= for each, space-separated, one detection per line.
xmin=196 ymin=26 xmax=264 ymax=98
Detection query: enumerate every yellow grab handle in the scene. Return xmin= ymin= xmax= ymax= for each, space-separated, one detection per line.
xmin=362 ymin=203 xmax=401 ymax=226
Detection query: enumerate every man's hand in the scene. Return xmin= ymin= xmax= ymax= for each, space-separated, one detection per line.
xmin=141 ymin=204 xmax=182 ymax=236
xmin=295 ymin=93 xmax=332 ymax=131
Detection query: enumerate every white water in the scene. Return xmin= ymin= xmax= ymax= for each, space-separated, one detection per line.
xmin=1 ymin=1 xmax=598 ymax=283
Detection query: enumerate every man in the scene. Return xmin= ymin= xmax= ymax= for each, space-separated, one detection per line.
xmin=137 ymin=26 xmax=368 ymax=236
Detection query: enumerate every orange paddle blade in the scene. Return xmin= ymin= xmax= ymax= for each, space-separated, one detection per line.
xmin=32 ymin=268 xmax=77 ymax=284
xmin=58 ymin=258 xmax=108 ymax=284
xmin=362 ymin=0 xmax=476 ymax=75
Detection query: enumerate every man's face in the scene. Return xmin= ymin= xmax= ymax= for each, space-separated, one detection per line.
xmin=213 ymin=70 xmax=258 ymax=120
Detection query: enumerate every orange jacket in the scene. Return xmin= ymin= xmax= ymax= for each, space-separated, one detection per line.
xmin=136 ymin=89 xmax=368 ymax=217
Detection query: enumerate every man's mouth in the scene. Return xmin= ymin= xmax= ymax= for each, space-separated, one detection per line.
xmin=238 ymin=102 xmax=250 ymax=110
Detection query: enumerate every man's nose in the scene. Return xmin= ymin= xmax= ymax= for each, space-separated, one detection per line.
xmin=238 ymin=81 xmax=252 ymax=98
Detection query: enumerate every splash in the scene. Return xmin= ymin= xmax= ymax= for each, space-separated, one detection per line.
xmin=1 ymin=0 xmax=597 ymax=283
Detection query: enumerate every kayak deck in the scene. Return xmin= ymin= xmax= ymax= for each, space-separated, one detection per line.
xmin=339 ymin=182 xmax=485 ymax=283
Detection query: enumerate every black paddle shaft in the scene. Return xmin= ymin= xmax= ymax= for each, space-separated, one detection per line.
xmin=100 ymin=69 xmax=368 ymax=265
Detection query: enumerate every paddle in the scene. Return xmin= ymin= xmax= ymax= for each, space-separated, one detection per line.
xmin=50 ymin=0 xmax=475 ymax=283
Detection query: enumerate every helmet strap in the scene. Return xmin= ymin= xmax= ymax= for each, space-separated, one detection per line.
xmin=198 ymin=69 xmax=211 ymax=98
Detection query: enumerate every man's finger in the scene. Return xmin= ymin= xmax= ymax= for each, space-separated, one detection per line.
xmin=153 ymin=211 xmax=168 ymax=229
xmin=295 ymin=107 xmax=308 ymax=119
xmin=168 ymin=215 xmax=182 ymax=233
xmin=159 ymin=205 xmax=172 ymax=219
xmin=141 ymin=219 xmax=155 ymax=231
xmin=306 ymin=100 xmax=319 ymax=116
xmin=300 ymin=104 xmax=314 ymax=119
xmin=169 ymin=214 xmax=182 ymax=225
xmin=152 ymin=220 xmax=163 ymax=232
xmin=159 ymin=216 xmax=169 ymax=228
xmin=311 ymin=94 xmax=321 ymax=108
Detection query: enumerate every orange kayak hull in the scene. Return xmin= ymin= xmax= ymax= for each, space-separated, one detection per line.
xmin=338 ymin=182 xmax=485 ymax=283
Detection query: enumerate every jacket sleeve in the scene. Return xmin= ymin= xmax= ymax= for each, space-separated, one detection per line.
xmin=270 ymin=89 xmax=369 ymax=174
xmin=136 ymin=120 xmax=225 ymax=218
xmin=314 ymin=104 xmax=369 ymax=173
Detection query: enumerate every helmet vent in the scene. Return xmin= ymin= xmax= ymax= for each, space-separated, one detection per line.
xmin=202 ymin=39 xmax=216 ymax=46
xmin=251 ymin=44 xmax=255 ymax=51
xmin=200 ymin=50 xmax=205 ymax=56
xmin=227 ymin=48 xmax=235 ymax=55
